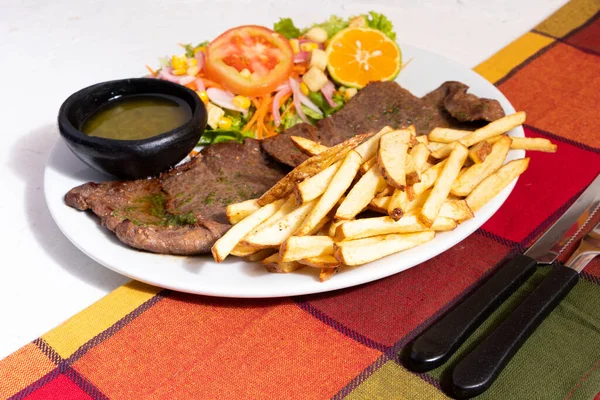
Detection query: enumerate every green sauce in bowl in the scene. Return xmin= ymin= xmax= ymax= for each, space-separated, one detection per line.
xmin=81 ymin=94 xmax=192 ymax=140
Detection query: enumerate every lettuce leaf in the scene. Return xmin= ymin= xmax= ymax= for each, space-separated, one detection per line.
xmin=198 ymin=129 xmax=253 ymax=145
xmin=364 ymin=12 xmax=396 ymax=40
xmin=274 ymin=18 xmax=301 ymax=39
xmin=301 ymin=105 xmax=324 ymax=121
xmin=308 ymin=92 xmax=345 ymax=117
xmin=302 ymin=15 xmax=349 ymax=38
xmin=182 ymin=41 xmax=209 ymax=58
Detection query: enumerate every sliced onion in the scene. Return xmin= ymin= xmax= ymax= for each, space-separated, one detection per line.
xmin=272 ymin=87 xmax=292 ymax=127
xmin=195 ymin=78 xmax=205 ymax=92
xmin=206 ymin=88 xmax=248 ymax=116
xmin=194 ymin=51 xmax=205 ymax=71
xmin=299 ymin=92 xmax=323 ymax=116
xmin=275 ymin=82 xmax=291 ymax=92
xmin=320 ymin=80 xmax=336 ymax=108
xmin=288 ymin=78 xmax=309 ymax=124
xmin=293 ymin=51 xmax=310 ymax=64
xmin=158 ymin=67 xmax=181 ymax=83
xmin=179 ymin=76 xmax=196 ymax=86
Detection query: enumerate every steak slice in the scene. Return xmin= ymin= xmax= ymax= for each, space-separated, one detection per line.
xmin=261 ymin=81 xmax=505 ymax=167
xmin=260 ymin=122 xmax=319 ymax=167
xmin=65 ymin=139 xmax=287 ymax=255
xmin=443 ymin=84 xmax=505 ymax=122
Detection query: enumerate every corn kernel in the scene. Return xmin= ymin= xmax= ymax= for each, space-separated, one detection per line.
xmin=232 ymin=95 xmax=251 ymax=109
xmin=344 ymin=87 xmax=358 ymax=101
xmin=172 ymin=68 xmax=187 ymax=76
xmin=187 ymin=58 xmax=198 ymax=67
xmin=196 ymin=91 xmax=209 ymax=104
xmin=171 ymin=55 xmax=187 ymax=70
xmin=290 ymin=39 xmax=300 ymax=53
xmin=240 ymin=68 xmax=251 ymax=78
xmin=218 ymin=117 xmax=233 ymax=130
xmin=186 ymin=66 xmax=199 ymax=76
xmin=300 ymin=42 xmax=319 ymax=52
xmin=300 ymin=82 xmax=310 ymax=96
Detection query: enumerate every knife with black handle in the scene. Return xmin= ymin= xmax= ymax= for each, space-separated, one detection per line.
xmin=408 ymin=174 xmax=600 ymax=373
xmin=452 ymin=219 xmax=600 ymax=398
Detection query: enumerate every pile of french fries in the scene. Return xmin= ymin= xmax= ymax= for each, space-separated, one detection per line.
xmin=211 ymin=111 xmax=557 ymax=282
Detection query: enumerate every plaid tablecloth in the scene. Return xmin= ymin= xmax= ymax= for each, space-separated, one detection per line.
xmin=2 ymin=1 xmax=600 ymax=399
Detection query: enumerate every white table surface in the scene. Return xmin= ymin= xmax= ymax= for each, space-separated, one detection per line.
xmin=0 ymin=0 xmax=566 ymax=360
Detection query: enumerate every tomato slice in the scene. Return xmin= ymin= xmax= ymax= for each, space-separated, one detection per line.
xmin=205 ymin=25 xmax=294 ymax=97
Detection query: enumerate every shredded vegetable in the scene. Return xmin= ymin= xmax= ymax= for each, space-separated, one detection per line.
xmin=150 ymin=11 xmax=397 ymax=145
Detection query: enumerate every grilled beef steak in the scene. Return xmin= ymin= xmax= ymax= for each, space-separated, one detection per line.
xmin=65 ymin=139 xmax=286 ymax=255
xmin=66 ymin=81 xmax=505 ymax=255
xmin=261 ymin=81 xmax=505 ymax=167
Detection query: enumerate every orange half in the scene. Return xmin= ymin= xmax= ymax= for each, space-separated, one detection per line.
xmin=326 ymin=27 xmax=402 ymax=88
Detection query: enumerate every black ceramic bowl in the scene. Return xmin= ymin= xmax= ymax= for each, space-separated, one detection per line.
xmin=58 ymin=78 xmax=207 ymax=179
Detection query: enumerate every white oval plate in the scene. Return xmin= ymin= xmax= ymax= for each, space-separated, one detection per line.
xmin=44 ymin=44 xmax=524 ymax=298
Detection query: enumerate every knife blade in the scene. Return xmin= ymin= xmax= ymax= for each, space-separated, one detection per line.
xmin=452 ymin=217 xmax=600 ymax=398
xmin=408 ymin=173 xmax=600 ymax=372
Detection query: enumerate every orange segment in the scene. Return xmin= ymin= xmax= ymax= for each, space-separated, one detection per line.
xmin=326 ymin=27 xmax=402 ymax=88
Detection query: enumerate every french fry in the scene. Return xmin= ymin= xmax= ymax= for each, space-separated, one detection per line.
xmin=438 ymin=200 xmax=474 ymax=222
xmin=298 ymin=255 xmax=341 ymax=269
xmin=509 ymin=137 xmax=557 ymax=152
xmin=212 ymin=199 xmax=285 ymax=262
xmin=468 ymin=140 xmax=493 ymax=164
xmin=431 ymin=112 xmax=526 ymax=159
xmin=370 ymin=196 xmax=392 ymax=213
xmin=420 ymin=144 xmax=469 ymax=227
xmin=244 ymin=199 xmax=317 ymax=248
xmin=244 ymin=248 xmax=277 ymax=262
xmin=261 ymin=254 xmax=303 ymax=273
xmin=258 ymin=132 xmax=371 ymax=205
xmin=231 ymin=242 xmax=262 ymax=257
xmin=466 ymin=158 xmax=530 ymax=212
xmin=290 ymin=136 xmax=328 ymax=156
xmin=377 ymin=129 xmax=412 ymax=189
xmin=388 ymin=160 xmax=447 ymax=219
xmin=250 ymin=197 xmax=297 ymax=234
xmin=452 ymin=135 xmax=512 ymax=197
xmin=432 ymin=217 xmax=458 ymax=231
xmin=415 ymin=134 xmax=429 ymax=145
xmin=329 ymin=220 xmax=345 ymax=237
xmin=376 ymin=186 xmax=395 ymax=198
xmin=353 ymin=126 xmax=394 ymax=162
xmin=334 ymin=231 xmax=436 ymax=266
xmin=359 ymin=157 xmax=377 ymax=175
xmin=427 ymin=141 xmax=447 ymax=152
xmin=296 ymin=151 xmax=362 ymax=235
xmin=335 ymin=214 xmax=436 ymax=241
xmin=313 ymin=214 xmax=332 ymax=236
xmin=320 ymin=267 xmax=339 ymax=282
xmin=295 ymin=161 xmax=341 ymax=204
xmin=226 ymin=199 xmax=260 ymax=224
xmin=280 ymin=236 xmax=335 ymax=262
xmin=410 ymin=143 xmax=431 ymax=172
xmin=405 ymin=154 xmax=421 ymax=185
xmin=428 ymin=128 xmax=472 ymax=143
xmin=336 ymin=166 xmax=387 ymax=220
xmin=387 ymin=188 xmax=431 ymax=220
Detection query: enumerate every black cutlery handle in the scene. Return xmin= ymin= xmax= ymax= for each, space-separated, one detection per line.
xmin=452 ymin=266 xmax=579 ymax=399
xmin=408 ymin=254 xmax=538 ymax=372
